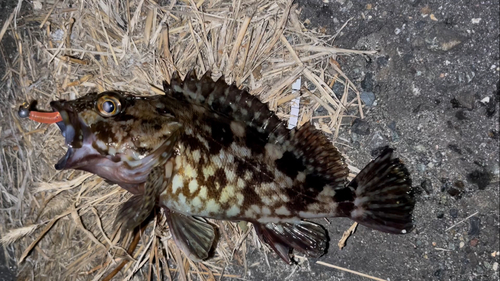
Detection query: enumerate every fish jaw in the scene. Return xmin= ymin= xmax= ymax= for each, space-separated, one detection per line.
xmin=50 ymin=99 xmax=94 ymax=170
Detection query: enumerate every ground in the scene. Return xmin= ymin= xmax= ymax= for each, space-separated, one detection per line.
xmin=1 ymin=0 xmax=499 ymax=280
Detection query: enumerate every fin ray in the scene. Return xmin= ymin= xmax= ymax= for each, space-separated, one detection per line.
xmin=114 ymin=166 xmax=165 ymax=232
xmin=346 ymin=147 xmax=415 ymax=234
xmin=254 ymin=221 xmax=328 ymax=264
xmin=165 ymin=210 xmax=217 ymax=261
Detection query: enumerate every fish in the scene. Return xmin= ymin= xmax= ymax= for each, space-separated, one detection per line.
xmin=20 ymin=70 xmax=415 ymax=263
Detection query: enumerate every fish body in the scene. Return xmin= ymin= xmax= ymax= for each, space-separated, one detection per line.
xmin=30 ymin=71 xmax=414 ymax=263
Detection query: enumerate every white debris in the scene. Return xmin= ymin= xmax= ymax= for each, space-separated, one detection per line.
xmin=471 ymin=18 xmax=481 ymax=24
xmin=287 ymin=78 xmax=301 ymax=129
xmin=480 ymin=97 xmax=490 ymax=104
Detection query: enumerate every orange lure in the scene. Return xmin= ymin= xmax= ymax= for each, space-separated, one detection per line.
xmin=18 ymin=105 xmax=63 ymax=124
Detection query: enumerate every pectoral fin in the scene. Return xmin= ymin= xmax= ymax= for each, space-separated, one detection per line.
xmin=254 ymin=221 xmax=328 ymax=264
xmin=115 ymin=166 xmax=165 ymax=232
xmin=165 ymin=209 xmax=217 ymax=261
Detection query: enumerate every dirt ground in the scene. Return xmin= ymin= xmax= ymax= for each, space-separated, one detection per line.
xmin=1 ymin=0 xmax=499 ymax=281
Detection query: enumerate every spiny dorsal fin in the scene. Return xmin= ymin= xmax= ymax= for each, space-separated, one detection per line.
xmin=162 ymin=71 xmax=289 ymax=143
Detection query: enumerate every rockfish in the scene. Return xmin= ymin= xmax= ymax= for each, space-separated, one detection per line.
xmin=20 ymin=71 xmax=415 ymax=263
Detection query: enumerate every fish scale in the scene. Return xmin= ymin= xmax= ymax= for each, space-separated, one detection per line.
xmin=21 ymin=70 xmax=415 ymax=264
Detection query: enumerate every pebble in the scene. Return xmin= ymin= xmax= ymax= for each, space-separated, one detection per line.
xmin=493 ymin=262 xmax=498 ymax=271
xmin=449 ymin=208 xmax=458 ymax=218
xmin=468 ymin=217 xmax=481 ymax=237
xmin=420 ymin=179 xmax=432 ymax=194
xmin=351 ymin=118 xmax=371 ymax=135
xmin=466 ymin=169 xmax=492 ymax=190
xmin=459 ymin=242 xmax=465 ymax=248
xmin=436 ymin=211 xmax=444 ymax=219
xmin=417 ymin=163 xmax=426 ymax=172
xmin=360 ymin=91 xmax=376 ymax=106
xmin=415 ymin=144 xmax=426 ymax=152
xmin=470 ymin=238 xmax=479 ymax=247
xmin=369 ymin=132 xmax=388 ymax=150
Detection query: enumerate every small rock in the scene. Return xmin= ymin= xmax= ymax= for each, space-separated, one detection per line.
xmin=493 ymin=262 xmax=498 ymax=271
xmin=455 ymin=92 xmax=476 ymax=109
xmin=391 ymin=131 xmax=400 ymax=142
xmin=480 ymin=96 xmax=490 ymax=104
xmin=466 ymin=170 xmax=492 ymax=190
xmin=470 ymin=238 xmax=479 ymax=247
xmin=420 ymin=179 xmax=432 ymax=194
xmin=454 ymin=180 xmax=464 ymax=189
xmin=471 ymin=18 xmax=481 ymax=24
xmin=488 ymin=130 xmax=499 ymax=139
xmin=351 ymin=118 xmax=371 ymax=135
xmin=440 ymin=179 xmax=449 ymax=191
xmin=433 ymin=269 xmax=443 ymax=277
xmin=447 ymin=144 xmax=462 ymax=154
xmin=417 ymin=163 xmax=426 ymax=172
xmin=447 ymin=187 xmax=462 ymax=198
xmin=369 ymin=132 xmax=388 ymax=151
xmin=387 ymin=121 xmax=397 ymax=131
xmin=455 ymin=110 xmax=468 ymax=120
xmin=415 ymin=144 xmax=426 ymax=152
xmin=459 ymin=241 xmax=465 ymax=248
xmin=376 ymin=56 xmax=389 ymax=68
xmin=450 ymin=98 xmax=462 ymax=108
xmin=449 ymin=208 xmax=458 ymax=218
xmin=436 ymin=212 xmax=444 ymax=219
xmin=468 ymin=217 xmax=481 ymax=237
xmin=360 ymin=91 xmax=376 ymax=106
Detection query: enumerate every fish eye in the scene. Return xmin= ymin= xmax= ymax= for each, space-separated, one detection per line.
xmin=97 ymin=95 xmax=121 ymax=117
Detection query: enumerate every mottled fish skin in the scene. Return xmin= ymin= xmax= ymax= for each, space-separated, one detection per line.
xmin=158 ymin=71 xmax=350 ymax=223
xmin=39 ymin=70 xmax=415 ymax=263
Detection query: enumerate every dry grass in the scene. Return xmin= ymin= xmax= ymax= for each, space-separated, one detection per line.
xmin=0 ymin=0 xmax=374 ymax=279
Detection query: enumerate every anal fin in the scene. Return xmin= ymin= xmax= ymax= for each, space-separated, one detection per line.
xmin=254 ymin=221 xmax=328 ymax=264
xmin=165 ymin=209 xmax=217 ymax=261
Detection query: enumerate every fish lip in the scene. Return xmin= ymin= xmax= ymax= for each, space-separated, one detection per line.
xmin=50 ymin=100 xmax=78 ymax=170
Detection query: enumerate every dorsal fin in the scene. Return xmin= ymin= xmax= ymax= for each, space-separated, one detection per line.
xmin=162 ymin=71 xmax=288 ymax=143
xmin=290 ymin=123 xmax=349 ymax=188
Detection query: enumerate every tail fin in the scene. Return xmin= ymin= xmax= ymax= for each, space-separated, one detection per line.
xmin=347 ymin=147 xmax=415 ymax=234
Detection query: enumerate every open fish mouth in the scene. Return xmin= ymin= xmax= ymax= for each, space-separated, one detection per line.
xmin=49 ymin=101 xmax=85 ymax=170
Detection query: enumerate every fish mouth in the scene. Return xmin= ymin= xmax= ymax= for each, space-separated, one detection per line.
xmin=49 ymin=101 xmax=87 ymax=170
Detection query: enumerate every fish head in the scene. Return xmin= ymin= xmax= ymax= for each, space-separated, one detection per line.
xmin=49 ymin=91 xmax=181 ymax=190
